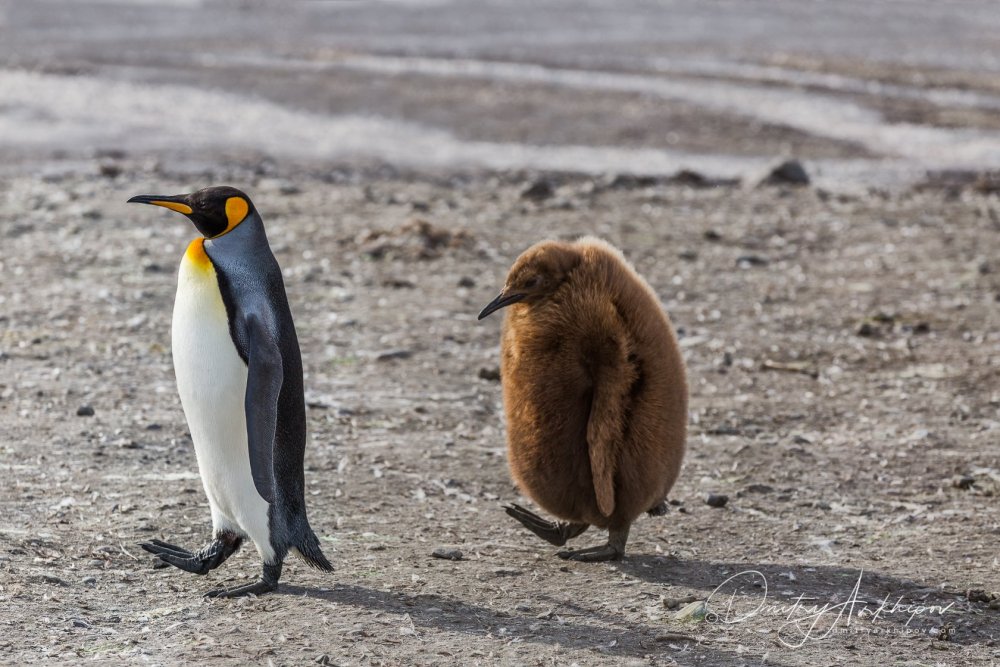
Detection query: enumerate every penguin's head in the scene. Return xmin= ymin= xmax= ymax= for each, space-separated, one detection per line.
xmin=128 ymin=186 xmax=255 ymax=238
xmin=478 ymin=240 xmax=581 ymax=320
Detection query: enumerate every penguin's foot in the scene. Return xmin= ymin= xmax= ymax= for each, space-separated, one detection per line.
xmin=140 ymin=533 xmax=242 ymax=575
xmin=557 ymin=525 xmax=630 ymax=562
xmin=504 ymin=503 xmax=589 ymax=546
xmin=647 ymin=500 xmax=669 ymax=517
xmin=206 ymin=562 xmax=281 ymax=599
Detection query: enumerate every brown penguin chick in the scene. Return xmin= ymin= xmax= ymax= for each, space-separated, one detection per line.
xmin=478 ymin=237 xmax=687 ymax=562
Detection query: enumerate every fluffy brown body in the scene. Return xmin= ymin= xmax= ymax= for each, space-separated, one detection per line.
xmin=481 ymin=237 xmax=687 ymax=560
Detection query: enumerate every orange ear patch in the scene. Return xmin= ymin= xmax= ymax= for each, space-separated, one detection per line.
xmin=184 ymin=237 xmax=213 ymax=272
xmin=223 ymin=197 xmax=249 ymax=234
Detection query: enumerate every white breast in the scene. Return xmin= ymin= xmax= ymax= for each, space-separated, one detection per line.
xmin=171 ymin=251 xmax=275 ymax=563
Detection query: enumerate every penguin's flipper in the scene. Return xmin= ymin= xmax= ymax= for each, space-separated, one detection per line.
xmin=243 ymin=312 xmax=283 ymax=505
xmin=584 ymin=323 xmax=639 ymax=519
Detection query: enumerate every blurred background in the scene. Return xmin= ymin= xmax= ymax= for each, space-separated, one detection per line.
xmin=3 ymin=3 xmax=1000 ymax=664
xmin=1 ymin=0 xmax=999 ymax=189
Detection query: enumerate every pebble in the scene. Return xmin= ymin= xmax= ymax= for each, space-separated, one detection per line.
xmin=76 ymin=405 xmax=95 ymax=417
xmin=520 ymin=180 xmax=555 ymax=201
xmin=705 ymin=493 xmax=729 ymax=508
xmin=72 ymin=619 xmax=90 ymax=629
xmin=376 ymin=349 xmax=412 ymax=362
xmin=478 ymin=367 xmax=501 ymax=382
xmin=952 ymin=475 xmax=975 ymax=490
xmin=759 ymin=159 xmax=810 ymax=186
xmin=431 ymin=548 xmax=464 ymax=561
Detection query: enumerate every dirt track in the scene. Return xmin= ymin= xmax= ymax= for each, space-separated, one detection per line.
xmin=1 ymin=165 xmax=999 ymax=665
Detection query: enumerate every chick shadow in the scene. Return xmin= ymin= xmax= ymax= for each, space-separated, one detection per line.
xmin=279 ymin=582 xmax=795 ymax=666
xmin=617 ymin=556 xmax=998 ymax=646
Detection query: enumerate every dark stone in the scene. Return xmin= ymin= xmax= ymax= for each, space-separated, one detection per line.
xmin=76 ymin=405 xmax=95 ymax=417
xmin=521 ymin=180 xmax=555 ymax=201
xmin=705 ymin=493 xmax=729 ymax=508
xmin=760 ymin=160 xmax=810 ymax=187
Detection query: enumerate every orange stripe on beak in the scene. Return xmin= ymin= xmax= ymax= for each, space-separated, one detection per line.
xmin=148 ymin=200 xmax=194 ymax=215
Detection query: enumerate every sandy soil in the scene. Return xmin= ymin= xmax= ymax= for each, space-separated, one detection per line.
xmin=1 ymin=163 xmax=999 ymax=665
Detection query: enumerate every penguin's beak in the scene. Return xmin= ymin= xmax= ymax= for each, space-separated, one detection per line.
xmin=127 ymin=194 xmax=194 ymax=215
xmin=477 ymin=291 xmax=526 ymax=320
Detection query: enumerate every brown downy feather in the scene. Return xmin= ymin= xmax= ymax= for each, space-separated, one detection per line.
xmin=493 ymin=237 xmax=687 ymax=530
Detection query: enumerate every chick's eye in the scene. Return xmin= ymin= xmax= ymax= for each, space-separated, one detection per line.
xmin=523 ymin=276 xmax=541 ymax=289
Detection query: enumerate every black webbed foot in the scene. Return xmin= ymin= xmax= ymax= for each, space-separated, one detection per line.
xmin=140 ymin=533 xmax=242 ymax=575
xmin=206 ymin=562 xmax=281 ymax=599
xmin=556 ymin=525 xmax=630 ymax=562
xmin=504 ymin=503 xmax=589 ymax=546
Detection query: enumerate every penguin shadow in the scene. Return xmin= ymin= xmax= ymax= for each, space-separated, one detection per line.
xmin=618 ymin=556 xmax=998 ymax=644
xmin=278 ymin=582 xmax=788 ymax=663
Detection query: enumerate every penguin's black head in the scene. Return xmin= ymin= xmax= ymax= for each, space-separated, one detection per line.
xmin=128 ymin=186 xmax=255 ymax=238
xmin=478 ymin=240 xmax=582 ymax=320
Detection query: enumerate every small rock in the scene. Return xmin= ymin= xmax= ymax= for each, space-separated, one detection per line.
xmin=662 ymin=594 xmax=699 ymax=610
xmin=82 ymin=576 xmax=97 ymax=585
xmin=376 ymin=349 xmax=412 ymax=362
xmin=856 ymin=322 xmax=876 ymax=337
xmin=457 ymin=276 xmax=476 ymax=288
xmin=668 ymin=169 xmax=708 ymax=187
xmin=478 ymin=367 xmax=501 ymax=382
xmin=673 ymin=600 xmax=708 ymax=621
xmin=98 ymin=162 xmax=122 ymax=178
xmin=678 ymin=249 xmax=698 ymax=261
xmin=521 ymin=180 xmax=555 ymax=201
xmin=952 ymin=475 xmax=975 ymax=490
xmin=703 ymin=229 xmax=722 ymax=242
xmin=705 ymin=493 xmax=729 ymax=508
xmin=76 ymin=405 xmax=95 ymax=417
xmin=431 ymin=548 xmax=464 ymax=561
xmin=759 ymin=159 xmax=810 ymax=187
xmin=607 ymin=173 xmax=658 ymax=190
xmin=736 ymin=255 xmax=769 ymax=268
xmin=72 ymin=619 xmax=91 ymax=629
xmin=967 ymin=589 xmax=994 ymax=603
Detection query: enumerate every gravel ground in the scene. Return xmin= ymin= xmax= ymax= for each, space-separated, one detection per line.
xmin=1 ymin=163 xmax=999 ymax=665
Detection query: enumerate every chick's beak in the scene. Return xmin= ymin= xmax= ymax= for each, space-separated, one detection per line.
xmin=126 ymin=194 xmax=194 ymax=215
xmin=477 ymin=291 xmax=526 ymax=320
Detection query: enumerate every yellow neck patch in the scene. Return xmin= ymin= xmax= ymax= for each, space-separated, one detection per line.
xmin=150 ymin=200 xmax=193 ymax=215
xmin=184 ymin=237 xmax=213 ymax=272
xmin=219 ymin=196 xmax=249 ymax=236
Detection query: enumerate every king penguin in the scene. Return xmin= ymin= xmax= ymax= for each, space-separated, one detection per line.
xmin=129 ymin=186 xmax=332 ymax=597
xmin=478 ymin=237 xmax=687 ymax=562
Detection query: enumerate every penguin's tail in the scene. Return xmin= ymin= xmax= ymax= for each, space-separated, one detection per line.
xmin=296 ymin=526 xmax=333 ymax=572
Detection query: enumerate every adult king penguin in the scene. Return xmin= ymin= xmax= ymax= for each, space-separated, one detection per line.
xmin=129 ymin=186 xmax=331 ymax=597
